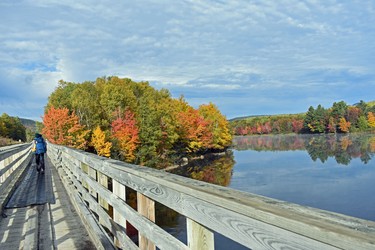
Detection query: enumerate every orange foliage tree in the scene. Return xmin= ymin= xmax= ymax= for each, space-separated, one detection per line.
xmin=176 ymin=106 xmax=213 ymax=153
xmin=338 ymin=117 xmax=351 ymax=133
xmin=368 ymin=112 xmax=375 ymax=128
xmin=111 ymin=109 xmax=139 ymax=162
xmin=42 ymin=106 xmax=89 ymax=149
xmin=91 ymin=126 xmax=112 ymax=157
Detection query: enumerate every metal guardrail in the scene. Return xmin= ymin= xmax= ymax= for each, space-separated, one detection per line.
xmin=47 ymin=143 xmax=375 ymax=250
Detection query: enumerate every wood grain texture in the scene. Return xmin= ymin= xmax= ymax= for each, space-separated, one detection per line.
xmin=112 ymin=179 xmax=127 ymax=248
xmin=48 ymin=143 xmax=375 ymax=250
xmin=137 ymin=193 xmax=156 ymax=250
xmin=187 ymin=218 xmax=214 ymax=250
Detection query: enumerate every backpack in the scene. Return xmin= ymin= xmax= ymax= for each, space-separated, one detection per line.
xmin=35 ymin=137 xmax=46 ymax=154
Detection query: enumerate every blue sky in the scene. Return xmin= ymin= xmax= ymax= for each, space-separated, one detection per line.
xmin=1 ymin=0 xmax=374 ymax=121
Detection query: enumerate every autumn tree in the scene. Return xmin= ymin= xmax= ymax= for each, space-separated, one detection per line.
xmin=198 ymin=102 xmax=232 ymax=150
xmin=91 ymin=126 xmax=112 ymax=157
xmin=327 ymin=117 xmax=336 ymax=133
xmin=66 ymin=112 xmax=90 ymax=149
xmin=368 ymin=112 xmax=375 ymax=128
xmin=176 ymin=105 xmax=213 ymax=153
xmin=100 ymin=77 xmax=137 ymax=127
xmin=346 ymin=106 xmax=361 ymax=129
xmin=111 ymin=109 xmax=139 ymax=162
xmin=42 ymin=106 xmax=89 ymax=149
xmin=338 ymin=117 xmax=351 ymax=133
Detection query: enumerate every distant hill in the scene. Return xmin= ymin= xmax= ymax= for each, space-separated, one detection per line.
xmin=229 ymin=113 xmax=305 ymax=122
xmin=20 ymin=118 xmax=37 ymax=132
xmin=230 ymin=100 xmax=375 ymax=122
xmin=229 ymin=115 xmax=267 ymax=122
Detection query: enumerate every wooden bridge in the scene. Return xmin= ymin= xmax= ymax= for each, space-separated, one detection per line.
xmin=0 ymin=143 xmax=375 ymax=249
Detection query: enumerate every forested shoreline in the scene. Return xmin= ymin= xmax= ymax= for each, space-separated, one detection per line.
xmin=3 ymin=78 xmax=375 ymax=168
xmin=41 ymin=76 xmax=232 ymax=168
xmin=231 ymin=100 xmax=375 ymax=135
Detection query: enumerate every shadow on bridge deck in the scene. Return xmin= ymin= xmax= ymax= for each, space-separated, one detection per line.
xmin=0 ymin=154 xmax=96 ymax=249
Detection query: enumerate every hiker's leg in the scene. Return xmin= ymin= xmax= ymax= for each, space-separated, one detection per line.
xmin=35 ymin=154 xmax=41 ymax=171
xmin=40 ymin=153 xmax=45 ymax=171
xmin=35 ymin=154 xmax=40 ymax=165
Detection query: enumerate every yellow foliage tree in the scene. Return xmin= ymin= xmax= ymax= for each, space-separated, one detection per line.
xmin=368 ymin=112 xmax=375 ymax=128
xmin=91 ymin=126 xmax=112 ymax=157
xmin=338 ymin=117 xmax=351 ymax=133
xmin=198 ymin=102 xmax=232 ymax=150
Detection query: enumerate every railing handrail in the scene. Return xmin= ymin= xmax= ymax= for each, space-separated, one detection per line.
xmin=0 ymin=143 xmax=32 ymax=212
xmin=47 ymin=143 xmax=375 ymax=250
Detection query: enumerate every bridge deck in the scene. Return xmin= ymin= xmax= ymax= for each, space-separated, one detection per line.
xmin=0 ymin=155 xmax=96 ymax=249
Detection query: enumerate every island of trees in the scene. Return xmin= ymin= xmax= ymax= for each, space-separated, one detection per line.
xmin=41 ymin=76 xmax=232 ymax=168
xmin=231 ymin=100 xmax=375 ymax=135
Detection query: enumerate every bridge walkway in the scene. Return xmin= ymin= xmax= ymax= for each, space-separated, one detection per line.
xmin=0 ymin=154 xmax=96 ymax=249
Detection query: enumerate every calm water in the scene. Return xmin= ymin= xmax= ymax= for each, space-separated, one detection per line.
xmin=163 ymin=133 xmax=375 ymax=249
xmin=231 ymin=136 xmax=375 ymax=221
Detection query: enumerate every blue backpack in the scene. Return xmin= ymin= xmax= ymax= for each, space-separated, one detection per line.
xmin=35 ymin=137 xmax=47 ymax=154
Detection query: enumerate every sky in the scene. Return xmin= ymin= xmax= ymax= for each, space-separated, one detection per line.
xmin=1 ymin=0 xmax=375 ymax=121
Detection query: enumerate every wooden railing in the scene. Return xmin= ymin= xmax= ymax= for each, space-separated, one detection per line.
xmin=0 ymin=144 xmax=32 ymax=211
xmin=47 ymin=142 xmax=375 ymax=250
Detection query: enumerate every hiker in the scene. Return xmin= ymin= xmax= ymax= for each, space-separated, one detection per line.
xmin=33 ymin=133 xmax=47 ymax=174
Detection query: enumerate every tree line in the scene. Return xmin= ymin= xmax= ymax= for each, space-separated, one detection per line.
xmin=231 ymin=100 xmax=375 ymax=135
xmin=42 ymin=76 xmax=232 ymax=168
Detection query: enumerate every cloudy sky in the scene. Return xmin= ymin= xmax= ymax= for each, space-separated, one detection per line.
xmin=1 ymin=0 xmax=374 ymax=121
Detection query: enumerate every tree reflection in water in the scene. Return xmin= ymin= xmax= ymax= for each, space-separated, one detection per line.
xmin=232 ymin=133 xmax=375 ymax=165
xmin=154 ymin=133 xmax=375 ymax=247
xmin=171 ymin=151 xmax=236 ymax=186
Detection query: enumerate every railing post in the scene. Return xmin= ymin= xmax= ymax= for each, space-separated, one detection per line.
xmin=98 ymin=172 xmax=109 ymax=226
xmin=88 ymin=165 xmax=97 ymax=199
xmin=187 ymin=218 xmax=214 ymax=250
xmin=137 ymin=193 xmax=155 ymax=250
xmin=112 ymin=179 xmax=127 ymax=248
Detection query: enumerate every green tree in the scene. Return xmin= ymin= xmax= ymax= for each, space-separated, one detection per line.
xmin=99 ymin=77 xmax=137 ymax=126
xmin=0 ymin=113 xmax=26 ymax=141
xmin=46 ymin=80 xmax=77 ymax=111
xmin=71 ymin=81 xmax=103 ymax=130
xmin=304 ymin=105 xmax=328 ymax=133
xmin=357 ymin=115 xmax=369 ymax=130
xmin=331 ymin=101 xmax=348 ymax=123
xmin=355 ymin=100 xmax=368 ymax=114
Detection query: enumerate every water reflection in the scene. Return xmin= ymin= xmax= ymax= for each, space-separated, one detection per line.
xmin=171 ymin=151 xmax=235 ymax=186
xmin=162 ymin=133 xmax=375 ymax=248
xmin=232 ymin=133 xmax=375 ymax=165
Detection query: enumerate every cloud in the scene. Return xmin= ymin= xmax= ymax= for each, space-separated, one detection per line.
xmin=0 ymin=0 xmax=374 ymax=120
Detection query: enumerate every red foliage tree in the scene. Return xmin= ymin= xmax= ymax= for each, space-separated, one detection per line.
xmin=111 ymin=109 xmax=139 ymax=162
xmin=291 ymin=119 xmax=304 ymax=133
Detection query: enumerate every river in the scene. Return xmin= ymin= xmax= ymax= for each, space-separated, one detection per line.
xmin=160 ymin=133 xmax=375 ymax=249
